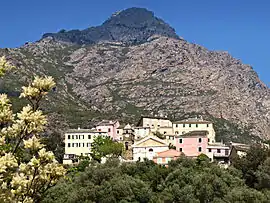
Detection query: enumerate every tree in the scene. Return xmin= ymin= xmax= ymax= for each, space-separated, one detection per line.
xmin=256 ymin=157 xmax=270 ymax=190
xmin=232 ymin=144 xmax=269 ymax=188
xmin=0 ymin=56 xmax=65 ymax=202
xmin=91 ymin=136 xmax=123 ymax=162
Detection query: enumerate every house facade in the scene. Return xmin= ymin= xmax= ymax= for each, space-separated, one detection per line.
xmin=63 ymin=128 xmax=108 ymax=164
xmin=175 ymin=131 xmax=209 ymax=157
xmin=132 ymin=136 xmax=169 ymax=161
xmin=96 ymin=120 xmax=120 ymax=140
xmin=173 ymin=117 xmax=216 ymax=143
xmin=134 ymin=126 xmax=151 ymax=140
xmin=137 ymin=116 xmax=172 ymax=133
xmin=207 ymin=143 xmax=230 ymax=166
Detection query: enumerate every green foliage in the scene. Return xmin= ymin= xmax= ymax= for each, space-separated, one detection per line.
xmin=42 ymin=155 xmax=270 ymax=203
xmin=232 ymin=144 xmax=270 ymax=188
xmin=91 ymin=136 xmax=123 ymax=162
xmin=153 ymin=131 xmax=165 ymax=139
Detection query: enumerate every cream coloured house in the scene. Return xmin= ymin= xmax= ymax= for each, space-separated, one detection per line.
xmin=137 ymin=116 xmax=172 ymax=133
xmin=63 ymin=128 xmax=108 ymax=164
xmin=173 ymin=117 xmax=216 ymax=143
xmin=132 ymin=136 xmax=169 ymax=161
xmin=134 ymin=126 xmax=151 ymax=140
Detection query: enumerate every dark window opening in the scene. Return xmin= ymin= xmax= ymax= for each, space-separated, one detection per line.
xmin=125 ymin=142 xmax=129 ymax=150
xmin=198 ymin=147 xmax=202 ymax=152
xmin=149 ymin=148 xmax=153 ymax=152
xmin=179 ymin=139 xmax=182 ymax=143
xmin=217 ymin=149 xmax=221 ymax=153
xmin=198 ymin=138 xmax=202 ymax=143
xmin=68 ymin=135 xmax=70 ymax=139
xmin=208 ymin=148 xmax=212 ymax=152
xmin=180 ymin=148 xmax=182 ymax=152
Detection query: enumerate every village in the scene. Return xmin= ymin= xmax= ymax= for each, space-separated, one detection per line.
xmin=63 ymin=115 xmax=251 ymax=167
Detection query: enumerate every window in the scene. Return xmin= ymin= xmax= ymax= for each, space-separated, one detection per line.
xmin=149 ymin=148 xmax=154 ymax=152
xmin=125 ymin=130 xmax=128 ymax=134
xmin=176 ymin=124 xmax=178 ymax=127
xmin=164 ymin=131 xmax=167 ymax=135
xmin=208 ymin=148 xmax=212 ymax=152
xmin=78 ymin=143 xmax=81 ymax=147
xmin=125 ymin=142 xmax=129 ymax=150
xmin=225 ymin=149 xmax=229 ymax=155
xmin=81 ymin=135 xmax=84 ymax=139
xmin=72 ymin=143 xmax=74 ymax=147
xmin=157 ymin=125 xmax=160 ymax=127
xmin=76 ymin=135 xmax=78 ymax=139
xmin=117 ymin=130 xmax=119 ymax=134
xmin=175 ymin=131 xmax=179 ymax=134
xmin=198 ymin=138 xmax=202 ymax=143
xmin=68 ymin=135 xmax=70 ymax=139
xmin=72 ymin=135 xmax=74 ymax=139
xmin=68 ymin=143 xmax=70 ymax=147
xmin=198 ymin=147 xmax=202 ymax=152
xmin=82 ymin=143 xmax=84 ymax=147
xmin=179 ymin=138 xmax=183 ymax=144
xmin=189 ymin=124 xmax=191 ymax=127
xmin=217 ymin=149 xmax=221 ymax=153
xmin=88 ymin=135 xmax=91 ymax=139
xmin=108 ymin=128 xmax=111 ymax=132
xmin=179 ymin=148 xmax=182 ymax=152
xmin=157 ymin=158 xmax=162 ymax=164
xmin=196 ymin=124 xmax=198 ymax=128
xmin=208 ymin=138 xmax=210 ymax=142
xmin=207 ymin=124 xmax=209 ymax=127
xmin=183 ymin=124 xmax=185 ymax=128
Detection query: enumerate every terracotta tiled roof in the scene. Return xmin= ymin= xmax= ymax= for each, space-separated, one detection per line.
xmin=175 ymin=130 xmax=208 ymax=138
xmin=154 ymin=149 xmax=183 ymax=158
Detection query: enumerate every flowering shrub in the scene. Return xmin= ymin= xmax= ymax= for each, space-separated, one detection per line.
xmin=0 ymin=56 xmax=66 ymax=202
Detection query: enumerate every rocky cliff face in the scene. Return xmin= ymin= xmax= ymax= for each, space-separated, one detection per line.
xmin=42 ymin=8 xmax=178 ymax=45
xmin=1 ymin=8 xmax=269 ymax=141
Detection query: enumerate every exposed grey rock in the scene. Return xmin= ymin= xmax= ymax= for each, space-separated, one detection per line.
xmin=1 ymin=8 xmax=269 ymax=141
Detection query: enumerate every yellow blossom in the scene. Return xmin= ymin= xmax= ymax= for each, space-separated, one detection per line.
xmin=20 ymin=86 xmax=40 ymax=99
xmin=23 ymin=135 xmax=44 ymax=150
xmin=0 ymin=56 xmax=15 ymax=77
xmin=17 ymin=105 xmax=47 ymax=133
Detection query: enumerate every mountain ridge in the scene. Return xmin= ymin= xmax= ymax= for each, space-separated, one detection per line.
xmin=42 ymin=7 xmax=179 ymax=45
xmin=1 ymin=7 xmax=270 ymax=142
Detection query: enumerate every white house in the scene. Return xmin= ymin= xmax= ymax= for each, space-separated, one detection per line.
xmin=63 ymin=128 xmax=108 ymax=164
xmin=132 ymin=136 xmax=169 ymax=161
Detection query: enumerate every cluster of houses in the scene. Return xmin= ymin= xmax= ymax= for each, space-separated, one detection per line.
xmin=63 ymin=116 xmax=250 ymax=166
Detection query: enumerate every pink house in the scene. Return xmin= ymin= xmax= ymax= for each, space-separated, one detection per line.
xmin=175 ymin=131 xmax=209 ymax=157
xmin=153 ymin=149 xmax=182 ymax=166
xmin=95 ymin=120 xmax=120 ymax=140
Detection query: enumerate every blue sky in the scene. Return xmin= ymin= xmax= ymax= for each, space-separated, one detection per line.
xmin=0 ymin=0 xmax=269 ymax=84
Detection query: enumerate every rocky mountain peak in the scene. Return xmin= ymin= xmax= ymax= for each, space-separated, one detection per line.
xmin=42 ymin=7 xmax=178 ymax=45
